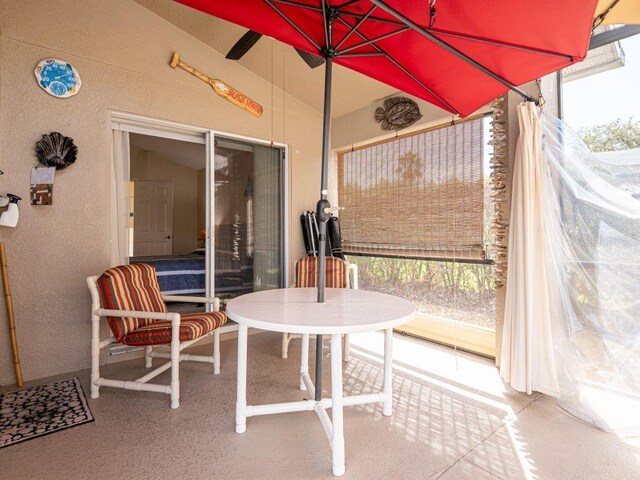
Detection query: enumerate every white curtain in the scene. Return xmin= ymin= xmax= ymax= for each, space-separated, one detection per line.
xmin=501 ymin=101 xmax=640 ymax=437
xmin=110 ymin=129 xmax=130 ymax=266
xmin=541 ymin=113 xmax=640 ymax=438
xmin=500 ymin=102 xmax=558 ymax=396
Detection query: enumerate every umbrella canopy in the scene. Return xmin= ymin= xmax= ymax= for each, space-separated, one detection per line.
xmin=596 ymin=0 xmax=640 ymax=26
xmin=176 ymin=0 xmax=597 ymax=117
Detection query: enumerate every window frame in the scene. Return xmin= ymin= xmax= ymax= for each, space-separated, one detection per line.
xmin=336 ymin=112 xmax=497 ymax=357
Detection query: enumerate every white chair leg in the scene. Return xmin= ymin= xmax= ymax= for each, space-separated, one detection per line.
xmin=90 ymin=311 xmax=100 ymax=399
xmin=300 ymin=333 xmax=309 ymax=390
xmin=170 ymin=316 xmax=180 ymax=409
xmin=282 ymin=332 xmax=289 ymax=359
xmin=236 ymin=324 xmax=248 ymax=433
xmin=331 ymin=334 xmax=346 ymax=476
xmin=343 ymin=334 xmax=351 ymax=362
xmin=383 ymin=328 xmax=393 ymax=417
xmin=213 ymin=329 xmax=221 ymax=375
xmin=145 ymin=346 xmax=153 ymax=368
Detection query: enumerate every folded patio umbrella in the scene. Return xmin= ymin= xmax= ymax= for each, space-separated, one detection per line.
xmin=300 ymin=211 xmax=317 ymax=256
xmin=327 ymin=216 xmax=345 ymax=260
xmin=176 ymin=0 xmax=598 ymax=400
xmin=301 ymin=210 xmax=332 ymax=257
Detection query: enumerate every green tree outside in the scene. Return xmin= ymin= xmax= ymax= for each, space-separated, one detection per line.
xmin=579 ymin=117 xmax=640 ymax=152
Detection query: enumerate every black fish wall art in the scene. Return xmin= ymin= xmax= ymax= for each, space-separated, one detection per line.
xmin=375 ymin=96 xmax=423 ymax=131
xmin=35 ymin=132 xmax=78 ymax=170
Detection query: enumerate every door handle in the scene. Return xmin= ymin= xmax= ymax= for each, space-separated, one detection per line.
xmin=164 ymin=235 xmax=173 ymax=239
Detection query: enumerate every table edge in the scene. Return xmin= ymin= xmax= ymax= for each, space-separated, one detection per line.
xmin=225 ymin=288 xmax=417 ymax=334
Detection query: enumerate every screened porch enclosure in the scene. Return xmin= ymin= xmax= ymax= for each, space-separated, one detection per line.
xmin=337 ymin=115 xmax=497 ymax=356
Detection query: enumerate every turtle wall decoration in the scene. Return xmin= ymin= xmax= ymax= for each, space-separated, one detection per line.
xmin=375 ymin=96 xmax=423 ymax=131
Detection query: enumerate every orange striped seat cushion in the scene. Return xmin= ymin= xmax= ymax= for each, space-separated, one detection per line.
xmin=295 ymin=256 xmax=348 ymax=288
xmin=96 ymin=264 xmax=167 ymax=342
xmin=122 ymin=311 xmax=228 ymax=346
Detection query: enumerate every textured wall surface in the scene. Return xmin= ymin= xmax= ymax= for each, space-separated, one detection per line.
xmin=130 ymin=146 xmax=200 ymax=255
xmin=0 ymin=0 xmax=322 ymax=384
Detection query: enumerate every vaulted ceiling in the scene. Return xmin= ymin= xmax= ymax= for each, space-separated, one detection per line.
xmin=134 ymin=0 xmax=400 ymax=118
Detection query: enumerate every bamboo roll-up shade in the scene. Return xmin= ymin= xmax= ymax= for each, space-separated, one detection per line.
xmin=337 ymin=118 xmax=486 ymax=260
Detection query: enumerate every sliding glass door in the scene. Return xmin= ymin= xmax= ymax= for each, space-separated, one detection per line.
xmin=212 ymin=136 xmax=286 ymax=306
xmin=112 ymin=114 xmax=287 ymax=314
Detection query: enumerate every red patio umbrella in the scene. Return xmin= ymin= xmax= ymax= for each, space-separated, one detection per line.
xmin=177 ymin=0 xmax=597 ymax=116
xmin=175 ymin=0 xmax=598 ymax=399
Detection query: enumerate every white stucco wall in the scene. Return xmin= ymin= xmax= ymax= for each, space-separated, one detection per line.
xmin=0 ymin=0 xmax=323 ymax=384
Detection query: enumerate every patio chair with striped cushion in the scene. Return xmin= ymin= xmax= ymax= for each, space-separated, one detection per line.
xmin=87 ymin=263 xmax=227 ymax=409
xmin=282 ymin=256 xmax=358 ymax=389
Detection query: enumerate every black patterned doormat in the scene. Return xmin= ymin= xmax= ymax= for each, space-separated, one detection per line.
xmin=0 ymin=377 xmax=94 ymax=448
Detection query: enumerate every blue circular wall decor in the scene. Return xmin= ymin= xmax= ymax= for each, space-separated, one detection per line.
xmin=34 ymin=58 xmax=81 ymax=98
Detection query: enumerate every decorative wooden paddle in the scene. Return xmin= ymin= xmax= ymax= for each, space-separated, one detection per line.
xmin=0 ymin=243 xmax=23 ymax=387
xmin=170 ymin=52 xmax=263 ymax=117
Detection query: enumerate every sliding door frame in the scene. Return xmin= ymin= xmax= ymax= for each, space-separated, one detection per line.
xmin=110 ymin=112 xmax=290 ymax=321
xmin=209 ymin=130 xmax=289 ymax=293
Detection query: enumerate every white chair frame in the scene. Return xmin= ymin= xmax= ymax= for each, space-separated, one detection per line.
xmin=87 ymin=276 xmax=223 ymax=409
xmin=281 ymin=263 xmax=358 ymax=386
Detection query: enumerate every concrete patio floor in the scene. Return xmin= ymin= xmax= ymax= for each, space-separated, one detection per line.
xmin=1 ymin=331 xmax=638 ymax=479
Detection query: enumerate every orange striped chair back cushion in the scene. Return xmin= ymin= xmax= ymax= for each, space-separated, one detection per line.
xmin=295 ymin=257 xmax=348 ymax=288
xmin=96 ymin=264 xmax=167 ymax=342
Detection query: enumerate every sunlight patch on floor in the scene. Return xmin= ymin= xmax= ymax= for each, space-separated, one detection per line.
xmin=577 ymin=384 xmax=640 ymax=448
xmin=504 ymin=419 xmax=538 ymax=480
xmin=348 ymin=331 xmax=537 ymax=478
xmin=349 ymin=331 xmax=508 ymax=399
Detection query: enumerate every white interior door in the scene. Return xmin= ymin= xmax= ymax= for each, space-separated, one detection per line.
xmin=133 ymin=180 xmax=174 ymax=256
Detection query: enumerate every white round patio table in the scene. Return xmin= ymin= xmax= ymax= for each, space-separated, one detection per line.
xmin=226 ymin=287 xmax=416 ymax=477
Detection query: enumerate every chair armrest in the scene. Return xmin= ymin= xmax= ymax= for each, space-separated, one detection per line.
xmin=95 ymin=308 xmax=180 ymax=323
xmin=161 ymin=295 xmax=221 ymax=310
xmin=348 ymin=263 xmax=359 ymax=290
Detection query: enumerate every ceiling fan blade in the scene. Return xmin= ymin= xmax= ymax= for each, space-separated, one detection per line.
xmin=226 ymin=30 xmax=263 ymax=60
xmin=295 ymin=48 xmax=325 ymax=69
